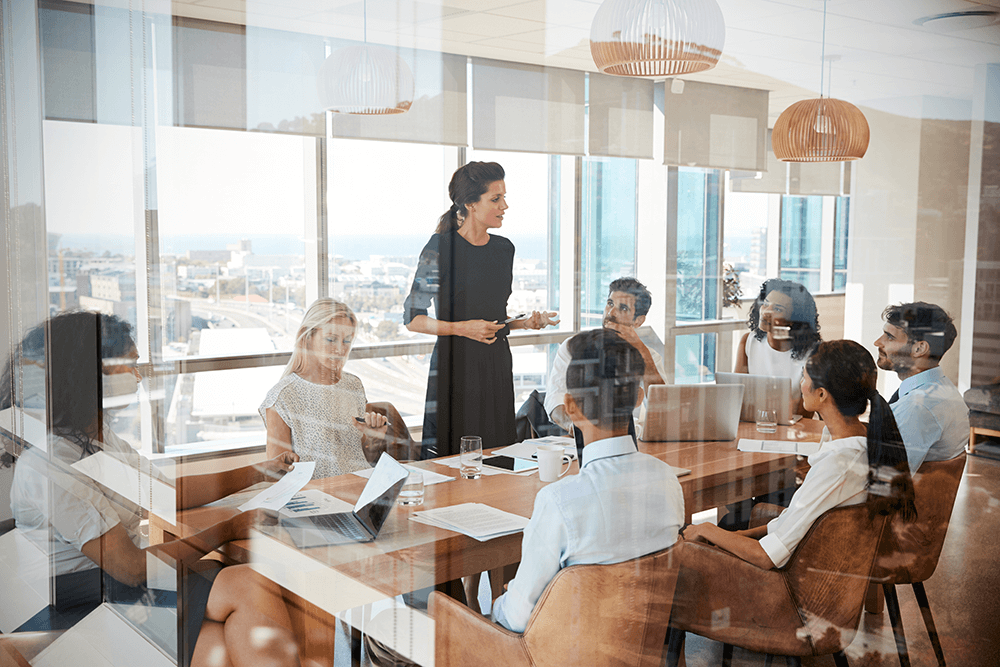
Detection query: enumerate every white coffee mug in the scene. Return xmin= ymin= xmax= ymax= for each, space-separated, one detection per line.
xmin=536 ymin=444 xmax=571 ymax=483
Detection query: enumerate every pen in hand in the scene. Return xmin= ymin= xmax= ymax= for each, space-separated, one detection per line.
xmin=355 ymin=416 xmax=392 ymax=427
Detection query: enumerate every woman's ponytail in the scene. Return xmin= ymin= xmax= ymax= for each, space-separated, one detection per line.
xmin=865 ymin=390 xmax=917 ymax=522
xmin=435 ymin=203 xmax=462 ymax=234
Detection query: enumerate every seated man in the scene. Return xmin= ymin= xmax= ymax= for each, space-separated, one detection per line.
xmin=492 ymin=328 xmax=684 ymax=632
xmin=874 ymin=302 xmax=969 ymax=472
xmin=544 ymin=277 xmax=666 ymax=439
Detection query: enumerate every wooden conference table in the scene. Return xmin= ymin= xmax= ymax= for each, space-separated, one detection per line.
xmin=153 ymin=419 xmax=824 ymax=662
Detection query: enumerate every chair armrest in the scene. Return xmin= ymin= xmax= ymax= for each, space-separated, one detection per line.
xmin=429 ymin=591 xmax=531 ymax=667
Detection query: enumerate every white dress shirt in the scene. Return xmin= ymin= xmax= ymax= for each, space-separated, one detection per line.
xmin=11 ymin=426 xmax=146 ymax=576
xmin=890 ymin=366 xmax=969 ymax=473
xmin=544 ymin=338 xmax=666 ymax=432
xmin=491 ymin=435 xmax=683 ymax=632
xmin=758 ymin=428 xmax=868 ymax=569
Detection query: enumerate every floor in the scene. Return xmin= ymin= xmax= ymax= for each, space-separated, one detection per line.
xmin=679 ymin=449 xmax=1000 ymax=667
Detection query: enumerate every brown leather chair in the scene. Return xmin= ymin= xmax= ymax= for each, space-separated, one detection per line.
xmin=430 ymin=546 xmax=678 ymax=667
xmin=668 ymin=505 xmax=888 ymax=667
xmin=364 ymin=401 xmax=419 ymax=462
xmin=870 ymin=453 xmax=966 ymax=667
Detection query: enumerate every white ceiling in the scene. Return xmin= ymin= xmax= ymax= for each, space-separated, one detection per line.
xmin=96 ymin=0 xmax=1000 ymax=121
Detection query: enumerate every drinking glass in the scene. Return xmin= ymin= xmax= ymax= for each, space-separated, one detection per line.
xmin=460 ymin=436 xmax=483 ymax=479
xmin=756 ymin=408 xmax=778 ymax=434
xmin=398 ymin=471 xmax=425 ymax=506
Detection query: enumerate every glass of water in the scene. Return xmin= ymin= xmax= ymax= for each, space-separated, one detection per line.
xmin=460 ymin=436 xmax=483 ymax=479
xmin=756 ymin=408 xmax=778 ymax=434
xmin=398 ymin=471 xmax=425 ymax=506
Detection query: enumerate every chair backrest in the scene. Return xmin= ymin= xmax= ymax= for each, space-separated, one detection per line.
xmin=520 ymin=547 xmax=677 ymax=667
xmin=872 ymin=453 xmax=967 ymax=584
xmin=782 ymin=504 xmax=888 ymax=655
xmin=364 ymin=401 xmax=419 ymax=462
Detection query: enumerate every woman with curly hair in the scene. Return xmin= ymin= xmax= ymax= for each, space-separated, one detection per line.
xmin=736 ymin=278 xmax=822 ymax=417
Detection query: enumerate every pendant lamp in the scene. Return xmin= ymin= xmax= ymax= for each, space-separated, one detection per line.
xmin=590 ymin=0 xmax=725 ymax=77
xmin=772 ymin=0 xmax=869 ymax=161
xmin=318 ymin=0 xmax=413 ymax=115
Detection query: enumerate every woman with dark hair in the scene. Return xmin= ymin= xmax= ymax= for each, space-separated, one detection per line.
xmin=682 ymin=340 xmax=915 ymax=569
xmin=736 ymin=278 xmax=822 ymax=416
xmin=404 ymin=161 xmax=558 ymax=460
xmin=5 ymin=311 xmax=303 ymax=667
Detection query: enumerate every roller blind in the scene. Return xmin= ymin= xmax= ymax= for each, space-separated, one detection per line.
xmin=730 ymin=129 xmax=787 ymax=193
xmin=663 ymin=79 xmax=768 ymax=171
xmin=588 ymin=73 xmax=654 ymax=159
xmin=472 ymin=58 xmax=585 ymax=156
xmin=331 ymin=50 xmax=467 ymax=146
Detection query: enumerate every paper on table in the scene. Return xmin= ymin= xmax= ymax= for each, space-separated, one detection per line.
xmin=431 ymin=455 xmax=506 ymax=476
xmin=410 ymin=503 xmax=529 ymax=541
xmin=670 ymin=466 xmax=692 ymax=478
xmin=737 ymin=439 xmax=821 ymax=456
xmin=493 ymin=436 xmax=577 ymax=461
xmin=353 ymin=463 xmax=454 ymax=486
xmin=238 ymin=461 xmax=315 ymax=512
xmin=278 ymin=489 xmax=354 ymax=518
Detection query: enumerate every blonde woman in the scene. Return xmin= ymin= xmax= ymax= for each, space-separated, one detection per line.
xmin=260 ymin=299 xmax=388 ymax=478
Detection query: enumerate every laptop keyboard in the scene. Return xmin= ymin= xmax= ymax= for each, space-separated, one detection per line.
xmin=311 ymin=512 xmax=369 ymax=540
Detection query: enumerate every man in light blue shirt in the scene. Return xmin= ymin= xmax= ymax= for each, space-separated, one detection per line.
xmin=874 ymin=302 xmax=969 ymax=472
xmin=492 ymin=329 xmax=684 ymax=633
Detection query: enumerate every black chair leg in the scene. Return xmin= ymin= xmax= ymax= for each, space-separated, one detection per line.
xmin=883 ymin=583 xmax=911 ymax=667
xmin=832 ymin=650 xmax=850 ymax=667
xmin=722 ymin=643 xmax=734 ymax=667
xmin=665 ymin=627 xmax=685 ymax=667
xmin=912 ymin=582 xmax=947 ymax=667
xmin=764 ymin=654 xmax=774 ymax=667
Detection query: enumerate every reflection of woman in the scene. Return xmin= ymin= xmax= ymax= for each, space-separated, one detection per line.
xmin=4 ymin=312 xmax=302 ymax=667
xmin=261 ymin=299 xmax=388 ymax=478
xmin=404 ymin=161 xmax=557 ymax=459
xmin=736 ymin=278 xmax=822 ymax=415
xmin=683 ymin=340 xmax=915 ymax=568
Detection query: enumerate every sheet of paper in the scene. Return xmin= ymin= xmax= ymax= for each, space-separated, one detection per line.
xmin=737 ymin=439 xmax=821 ymax=456
xmin=278 ymin=489 xmax=354 ymax=518
xmin=410 ymin=503 xmax=529 ymax=541
xmin=430 ymin=456 xmax=507 ymax=476
xmin=670 ymin=466 xmax=692 ymax=478
xmin=238 ymin=461 xmax=315 ymax=512
xmin=352 ymin=463 xmax=454 ymax=486
xmin=354 ymin=453 xmax=408 ymax=512
xmin=493 ymin=436 xmax=577 ymax=461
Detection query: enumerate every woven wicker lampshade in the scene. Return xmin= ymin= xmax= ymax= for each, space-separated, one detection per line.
xmin=772 ymin=97 xmax=870 ymax=162
xmin=590 ymin=0 xmax=725 ymax=77
xmin=319 ymin=44 xmax=413 ymax=115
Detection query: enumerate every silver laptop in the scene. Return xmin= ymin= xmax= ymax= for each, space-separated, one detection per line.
xmin=641 ymin=384 xmax=744 ymax=442
xmin=715 ymin=372 xmax=802 ymax=426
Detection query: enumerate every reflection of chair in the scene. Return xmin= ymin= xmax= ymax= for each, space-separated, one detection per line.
xmin=365 ymin=402 xmax=419 ymax=462
xmin=430 ymin=547 xmax=678 ymax=667
xmin=965 ymin=383 xmax=1000 ymax=454
xmin=514 ymin=390 xmax=568 ymax=442
xmin=668 ymin=505 xmax=887 ymax=667
xmin=870 ymin=454 xmax=966 ymax=667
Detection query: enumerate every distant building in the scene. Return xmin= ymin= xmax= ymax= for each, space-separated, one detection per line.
xmin=187 ymin=249 xmax=231 ymax=263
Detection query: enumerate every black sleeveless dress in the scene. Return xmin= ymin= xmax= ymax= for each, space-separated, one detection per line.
xmin=403 ymin=231 xmax=517 ymax=459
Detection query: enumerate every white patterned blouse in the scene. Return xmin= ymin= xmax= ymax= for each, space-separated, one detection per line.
xmin=259 ymin=372 xmax=372 ymax=478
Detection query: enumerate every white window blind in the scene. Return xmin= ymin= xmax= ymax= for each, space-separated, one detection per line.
xmin=588 ymin=72 xmax=654 ymax=159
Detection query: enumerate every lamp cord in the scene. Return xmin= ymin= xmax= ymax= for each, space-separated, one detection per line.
xmin=819 ymin=0 xmax=827 ymax=98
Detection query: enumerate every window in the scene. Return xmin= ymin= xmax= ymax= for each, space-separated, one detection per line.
xmin=779 ymin=195 xmax=823 ymax=292
xmin=580 ymin=157 xmax=638 ymax=328
xmin=833 ymin=196 xmax=850 ymax=292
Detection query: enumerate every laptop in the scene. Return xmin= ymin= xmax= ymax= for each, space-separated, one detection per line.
xmin=279 ymin=453 xmax=408 ymax=548
xmin=715 ymin=372 xmax=802 ymax=426
xmin=641 ymin=384 xmax=744 ymax=442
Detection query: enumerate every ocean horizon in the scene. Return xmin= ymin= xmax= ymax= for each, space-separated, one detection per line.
xmin=54 ymin=233 xmax=550 ymax=261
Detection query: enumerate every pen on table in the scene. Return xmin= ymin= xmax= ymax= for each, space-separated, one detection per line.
xmin=356 ymin=416 xmax=392 ymax=427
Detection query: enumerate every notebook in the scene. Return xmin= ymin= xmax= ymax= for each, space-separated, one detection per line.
xmin=715 ymin=372 xmax=802 ymax=426
xmin=641 ymin=384 xmax=744 ymax=442
xmin=279 ymin=453 xmax=408 ymax=548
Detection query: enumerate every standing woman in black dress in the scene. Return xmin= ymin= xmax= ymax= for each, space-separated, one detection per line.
xmin=404 ymin=161 xmax=558 ymax=461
